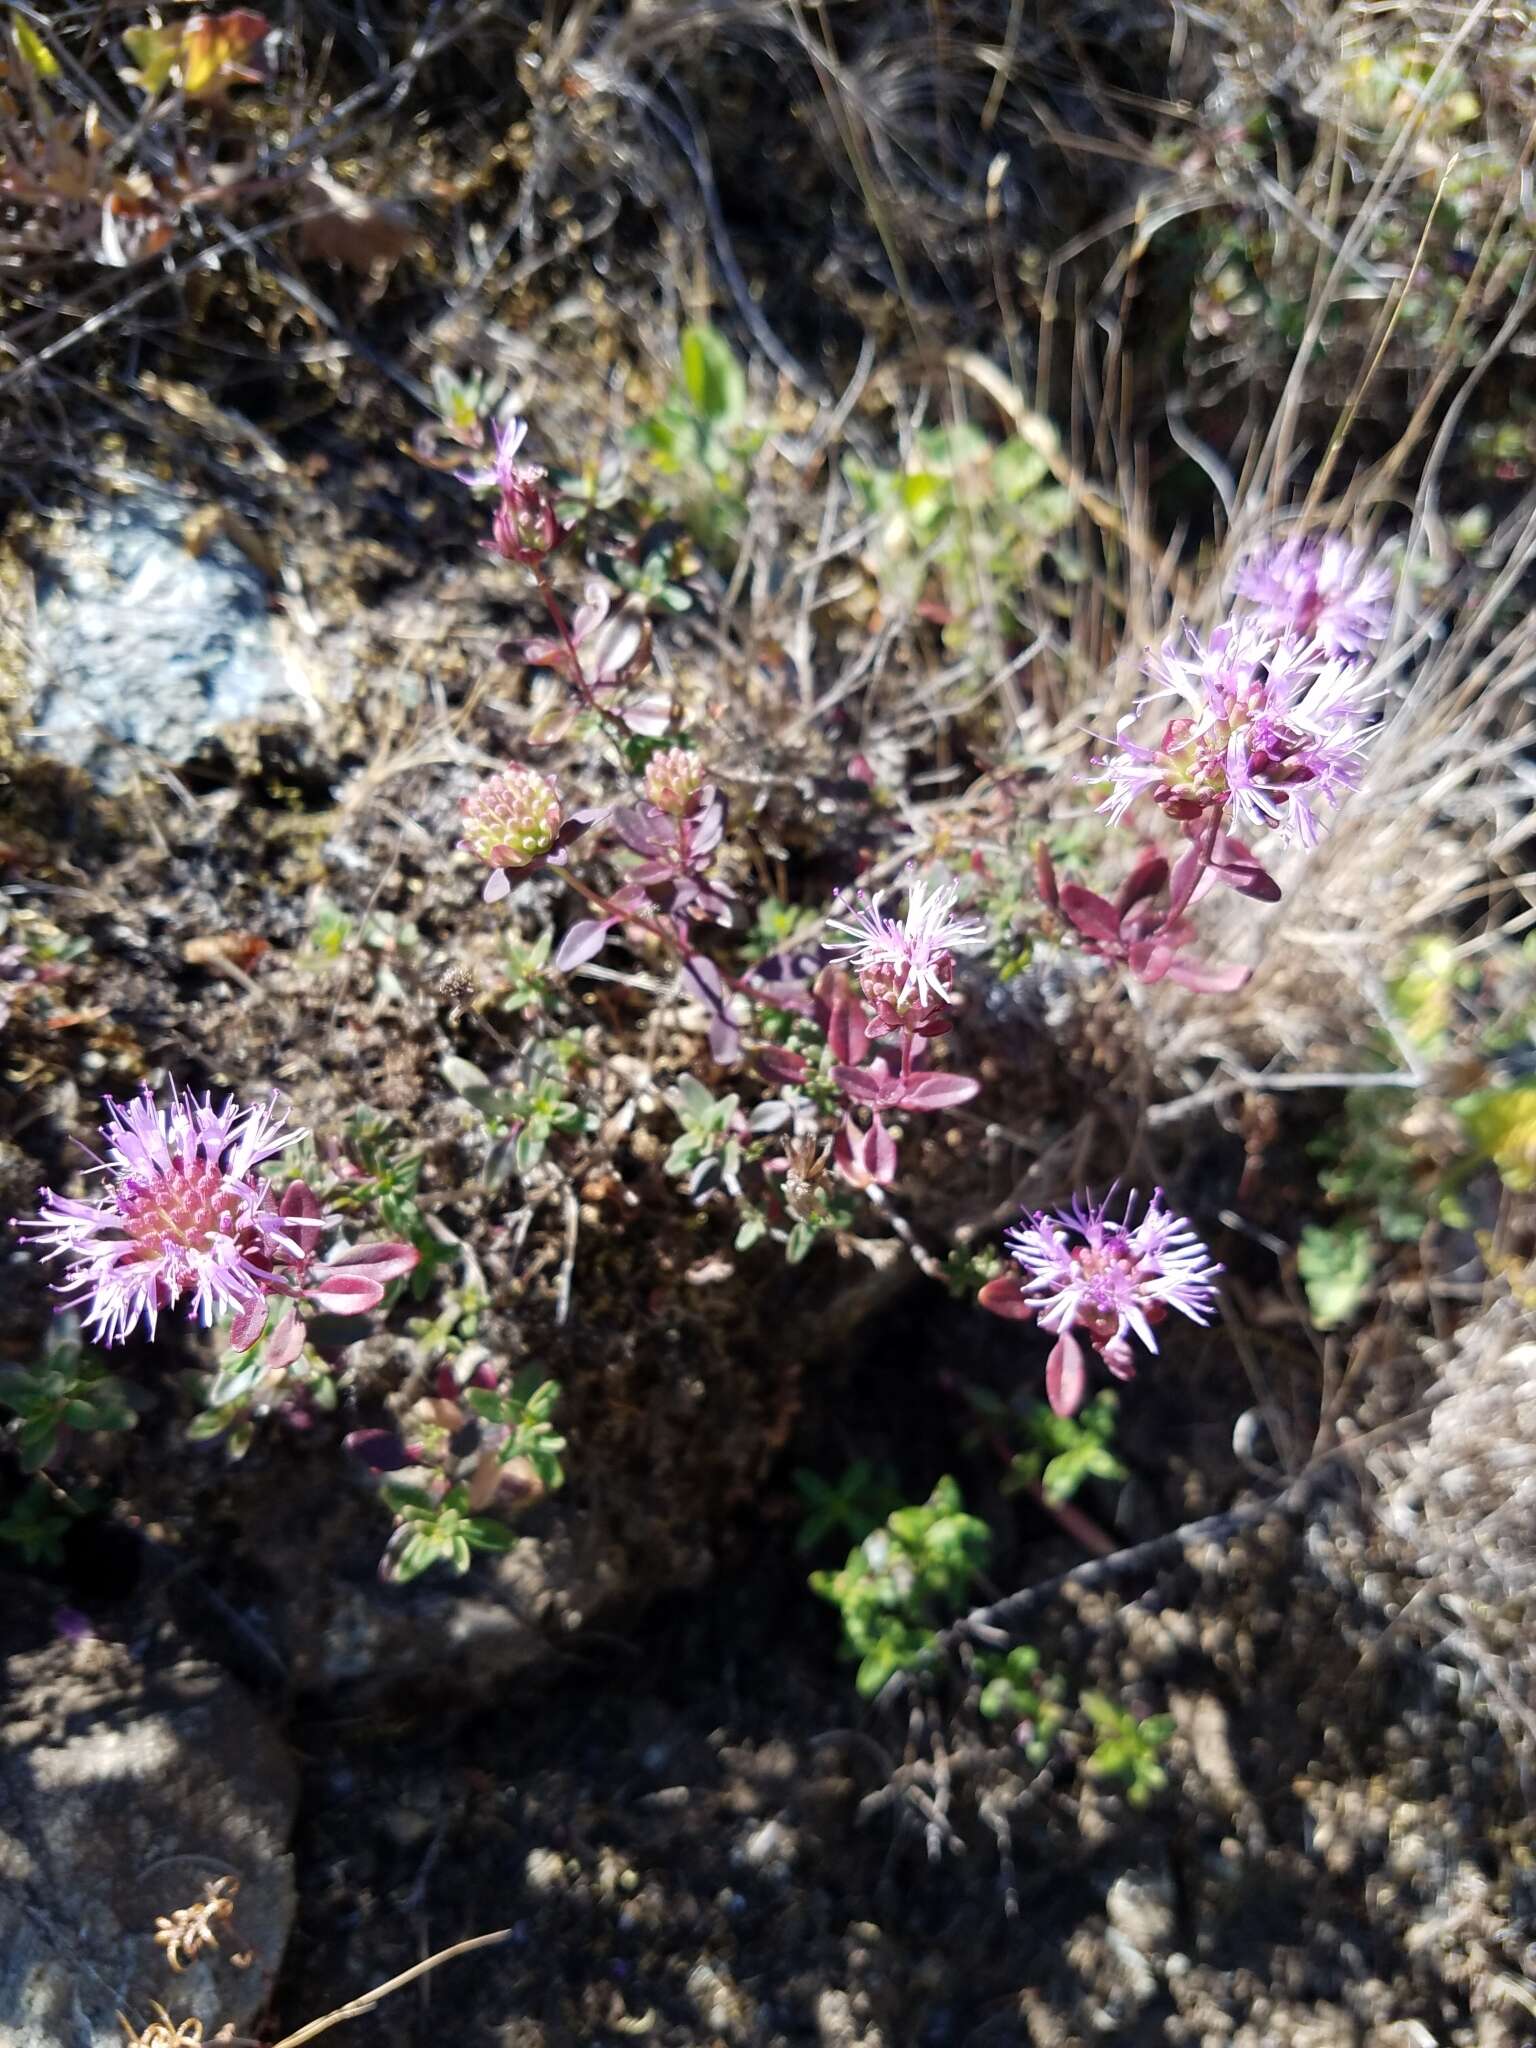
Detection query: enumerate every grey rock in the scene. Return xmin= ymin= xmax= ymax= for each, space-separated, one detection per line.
xmin=1106 ymin=1860 xmax=1178 ymax=1954
xmin=26 ymin=485 xmax=295 ymax=789
xmin=0 ymin=1633 xmax=297 ymax=2048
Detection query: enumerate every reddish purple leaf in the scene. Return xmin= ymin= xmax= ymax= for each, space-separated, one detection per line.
xmin=612 ymin=806 xmax=669 ymax=857
xmin=1058 ymin=883 xmax=1122 ymax=944
xmin=895 ymin=1070 xmax=981 ymax=1111
xmin=679 ymin=953 xmax=742 ymax=1064
xmin=1163 ymin=956 xmax=1251 ymax=993
xmin=322 ymin=1240 xmax=420 ymax=1283
xmin=266 ymin=1303 xmax=307 ymax=1372
xmin=307 ymin=1271 xmax=386 ymax=1315
xmin=483 ymin=867 xmax=512 ymax=904
xmin=556 ymin=917 xmax=614 ymax=972
xmin=832 ymin=1110 xmax=899 ymax=1190
xmin=868 ymin=1112 xmax=898 ymax=1186
xmin=1114 ymin=849 xmax=1170 ymax=918
xmin=228 ymin=1295 xmax=268 ymax=1354
xmin=1209 ymin=832 xmax=1282 ymax=903
xmin=1045 ymin=1329 xmax=1087 ymax=1417
xmin=978 ymin=1273 xmax=1036 ymax=1323
xmin=757 ymin=1047 xmax=810 ymax=1084
xmin=832 ymin=1062 xmax=896 ymax=1107
xmin=279 ymin=1178 xmax=325 ymax=1259
xmin=688 ymin=794 xmax=727 ymax=858
xmin=1126 ymin=938 xmax=1173 ymax=985
xmin=815 ymin=966 xmax=874 ymax=1066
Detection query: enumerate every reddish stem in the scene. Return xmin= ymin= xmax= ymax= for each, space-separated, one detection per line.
xmin=532 ymin=568 xmax=632 ymax=754
xmin=1158 ymin=804 xmax=1223 ymax=932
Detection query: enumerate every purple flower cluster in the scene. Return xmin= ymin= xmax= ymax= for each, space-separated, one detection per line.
xmin=825 ymin=875 xmax=987 ymax=1039
xmin=15 ymin=1084 xmax=304 ymax=1345
xmin=15 ymin=1084 xmax=418 ymax=1349
xmin=983 ymin=1188 xmax=1221 ymax=1414
xmin=458 ymin=416 xmax=563 ymax=567
xmin=1236 ymin=535 xmax=1393 ymax=658
xmin=1098 ymin=537 xmax=1389 ymax=852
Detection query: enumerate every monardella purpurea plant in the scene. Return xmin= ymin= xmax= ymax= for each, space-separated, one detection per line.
xmin=15 ymin=1083 xmax=417 ymax=1356
xmin=979 ymin=1188 xmax=1222 ymax=1415
xmin=454 ymin=405 xmax=987 ymax=1179
xmin=1040 ymin=532 xmax=1396 ymax=994
xmin=821 ymin=874 xmax=988 ymax=1146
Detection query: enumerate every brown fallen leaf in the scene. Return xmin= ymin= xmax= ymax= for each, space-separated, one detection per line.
xmin=298 ymin=170 xmax=419 ymax=273
xmin=182 ymin=933 xmax=270 ymax=972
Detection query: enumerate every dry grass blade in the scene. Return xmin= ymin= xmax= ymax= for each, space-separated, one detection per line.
xmin=262 ymin=1929 xmax=511 ymax=2048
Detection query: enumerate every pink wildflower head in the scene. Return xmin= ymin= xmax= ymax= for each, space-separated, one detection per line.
xmin=1236 ymin=536 xmax=1392 ymax=658
xmin=644 ymin=746 xmax=706 ymax=818
xmin=459 ymin=765 xmax=567 ymax=902
xmin=824 ymin=873 xmax=987 ymax=1039
xmin=457 ymin=415 xmax=564 ymax=566
xmin=14 ymin=1084 xmax=304 ymax=1346
xmin=455 ymin=415 xmax=538 ymax=495
xmin=1004 ymin=1186 xmax=1221 ymax=1413
xmin=1098 ymin=621 xmax=1378 ymax=848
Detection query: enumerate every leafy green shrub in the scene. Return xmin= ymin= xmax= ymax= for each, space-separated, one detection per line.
xmin=844 ymin=419 xmax=1077 ymax=649
xmin=810 ymin=1476 xmax=991 ymax=1697
xmin=1004 ymin=1391 xmax=1127 ymax=1505
xmin=975 ymin=1645 xmax=1069 ymax=1764
xmin=1081 ymin=1693 xmax=1175 ymax=1807
xmin=793 ymin=1461 xmax=904 ymax=1555
xmin=0 ymin=1332 xmax=137 ymax=1473
xmin=631 ymin=324 xmax=761 ymax=551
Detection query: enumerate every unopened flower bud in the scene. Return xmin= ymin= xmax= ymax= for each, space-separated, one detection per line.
xmin=644 ymin=746 xmax=705 ymax=817
xmin=460 ymin=766 xmax=562 ymax=871
xmin=857 ymin=952 xmax=956 ymax=1039
xmin=487 ymin=481 xmax=564 ymax=566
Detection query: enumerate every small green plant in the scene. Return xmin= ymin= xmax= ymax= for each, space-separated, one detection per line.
xmin=665 ymin=1074 xmax=746 ymax=1199
xmin=369 ymin=1371 xmax=566 ymax=1583
xmin=303 ymin=898 xmax=422 ymax=1000
xmin=810 ymin=1476 xmax=991 ymax=1697
xmin=793 ymin=1460 xmax=904 ymax=1554
xmin=443 ymin=1043 xmax=596 ymax=1185
xmin=1004 ymin=1391 xmax=1127 ymax=1505
xmin=404 ymin=1258 xmax=489 ymax=1369
xmin=1313 ymin=1088 xmax=1439 ymax=1244
xmin=0 ymin=1332 xmax=138 ymax=1472
xmin=631 ymin=324 xmax=760 ymax=550
xmin=0 ymin=1477 xmax=83 ymax=1567
xmin=1455 ymin=1077 xmax=1536 ymax=1195
xmin=380 ymin=1483 xmax=516 ymax=1584
xmin=428 ymin=363 xmax=506 ymax=449
xmin=943 ymin=1242 xmax=1004 ymax=1299
xmin=844 ymin=419 xmax=1077 ymax=651
xmin=975 ymin=1644 xmax=1069 ymax=1764
xmin=497 ymin=928 xmax=559 ymax=1016
xmin=462 ymin=1373 xmax=568 ymax=1492
xmin=1081 ymin=1692 xmax=1175 ymax=1807
xmin=743 ymin=898 xmax=824 ymax=964
xmin=1297 ymin=1222 xmax=1376 ymax=1331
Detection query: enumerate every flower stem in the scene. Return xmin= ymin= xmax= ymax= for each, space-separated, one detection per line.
xmin=532 ymin=568 xmax=633 ymax=757
xmin=1159 ymin=805 xmax=1223 ymax=931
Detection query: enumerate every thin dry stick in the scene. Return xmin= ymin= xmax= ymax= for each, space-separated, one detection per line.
xmin=264 ymin=1929 xmax=511 ymax=2048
